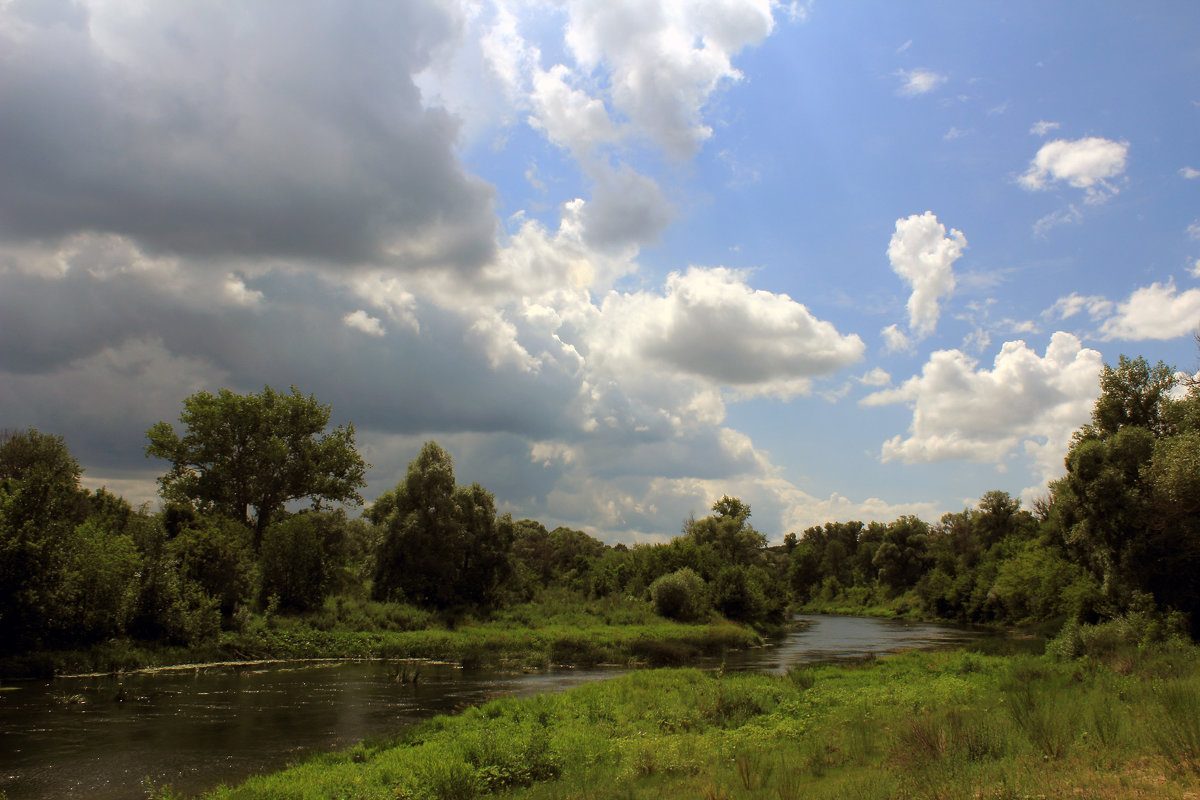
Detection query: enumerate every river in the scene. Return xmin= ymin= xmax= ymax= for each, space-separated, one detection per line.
xmin=0 ymin=615 xmax=985 ymax=799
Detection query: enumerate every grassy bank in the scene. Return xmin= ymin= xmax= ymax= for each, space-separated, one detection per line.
xmin=1 ymin=593 xmax=762 ymax=678
xmin=188 ymin=639 xmax=1200 ymax=800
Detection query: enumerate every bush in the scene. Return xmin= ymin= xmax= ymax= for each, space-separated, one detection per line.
xmin=259 ymin=514 xmax=329 ymax=612
xmin=170 ymin=516 xmax=255 ymax=619
xmin=712 ymin=565 xmax=768 ymax=623
xmin=649 ymin=568 xmax=709 ymax=621
xmin=128 ymin=561 xmax=220 ymax=646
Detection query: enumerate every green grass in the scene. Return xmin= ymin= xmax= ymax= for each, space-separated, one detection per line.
xmin=196 ymin=641 xmax=1200 ymax=800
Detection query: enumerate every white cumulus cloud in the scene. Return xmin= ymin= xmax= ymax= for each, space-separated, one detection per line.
xmin=1099 ymin=281 xmax=1200 ymax=341
xmin=862 ymin=333 xmax=1103 ymax=491
xmin=1019 ymin=137 xmax=1129 ymax=203
xmin=562 ymin=0 xmax=776 ymax=159
xmin=589 ymin=266 xmax=866 ymax=400
xmin=887 ymin=211 xmax=967 ymax=339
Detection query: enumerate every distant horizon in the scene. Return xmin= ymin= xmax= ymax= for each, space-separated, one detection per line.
xmin=4 ymin=1 xmax=1199 ymax=543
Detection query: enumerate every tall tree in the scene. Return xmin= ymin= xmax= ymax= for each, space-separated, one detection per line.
xmin=371 ymin=442 xmax=514 ymax=609
xmin=1047 ymin=354 xmax=1200 ymax=634
xmin=145 ymin=386 xmax=367 ymax=543
xmin=0 ymin=429 xmax=90 ymax=649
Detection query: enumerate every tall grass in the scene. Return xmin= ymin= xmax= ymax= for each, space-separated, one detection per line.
xmin=198 ymin=644 xmax=1200 ymax=800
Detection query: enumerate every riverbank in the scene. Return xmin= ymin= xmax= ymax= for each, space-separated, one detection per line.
xmin=1 ymin=594 xmax=764 ymax=679
xmin=190 ymin=639 xmax=1200 ymax=800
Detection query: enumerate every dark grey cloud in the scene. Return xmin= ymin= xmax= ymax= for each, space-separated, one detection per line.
xmin=0 ymin=265 xmax=584 ymax=474
xmin=0 ymin=0 xmax=495 ymax=269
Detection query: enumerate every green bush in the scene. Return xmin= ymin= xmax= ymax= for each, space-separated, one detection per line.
xmin=711 ymin=565 xmax=768 ymax=623
xmin=259 ymin=514 xmax=329 ymax=612
xmin=128 ymin=561 xmax=220 ymax=646
xmin=171 ymin=516 xmax=256 ymax=619
xmin=649 ymin=567 xmax=709 ymax=621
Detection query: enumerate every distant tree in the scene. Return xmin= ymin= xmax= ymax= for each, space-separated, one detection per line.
xmin=371 ymin=442 xmax=514 ymax=609
xmin=873 ymin=516 xmax=931 ymax=594
xmin=712 ymin=564 xmax=771 ymax=623
xmin=145 ymin=386 xmax=367 ymax=544
xmin=683 ymin=495 xmax=766 ymax=568
xmin=171 ymin=516 xmax=256 ymax=618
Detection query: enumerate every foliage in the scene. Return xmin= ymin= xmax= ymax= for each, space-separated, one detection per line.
xmin=171 ymin=515 xmax=256 ymax=617
xmin=200 ymin=645 xmax=1200 ymax=800
xmin=371 ymin=442 xmax=514 ymax=610
xmin=649 ymin=567 xmax=709 ymax=621
xmin=258 ymin=514 xmax=329 ymax=612
xmin=58 ymin=516 xmax=143 ymax=640
xmin=0 ymin=429 xmax=90 ymax=649
xmin=145 ymin=386 xmax=367 ymax=541
xmin=1046 ymin=355 xmax=1200 ymax=634
xmin=711 ymin=564 xmax=771 ymax=623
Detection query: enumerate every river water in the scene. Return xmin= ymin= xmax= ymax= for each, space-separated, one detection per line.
xmin=0 ymin=615 xmax=985 ymax=799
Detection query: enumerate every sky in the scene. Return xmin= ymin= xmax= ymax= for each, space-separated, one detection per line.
xmin=2 ymin=1 xmax=1199 ymax=544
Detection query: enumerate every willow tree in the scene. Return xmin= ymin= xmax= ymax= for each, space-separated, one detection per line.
xmin=371 ymin=442 xmax=513 ymax=610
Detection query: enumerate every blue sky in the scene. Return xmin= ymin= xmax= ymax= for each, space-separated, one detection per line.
xmin=2 ymin=1 xmax=1198 ymax=542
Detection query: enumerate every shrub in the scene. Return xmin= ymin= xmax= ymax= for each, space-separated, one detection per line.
xmin=259 ymin=514 xmax=329 ymax=612
xmin=649 ymin=567 xmax=709 ymax=622
xmin=170 ymin=516 xmax=255 ymax=619
xmin=711 ymin=565 xmax=767 ymax=623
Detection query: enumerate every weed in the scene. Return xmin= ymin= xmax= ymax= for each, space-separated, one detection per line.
xmin=1151 ymin=680 xmax=1200 ymax=775
xmin=1001 ymin=664 xmax=1073 ymax=759
xmin=786 ymin=665 xmax=816 ymax=690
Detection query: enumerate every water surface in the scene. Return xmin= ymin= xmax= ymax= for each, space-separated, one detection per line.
xmin=0 ymin=615 xmax=983 ymax=798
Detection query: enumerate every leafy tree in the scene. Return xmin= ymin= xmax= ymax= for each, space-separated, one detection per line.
xmin=126 ymin=517 xmax=221 ymax=647
xmin=1046 ymin=354 xmax=1200 ymax=634
xmin=145 ymin=386 xmax=367 ymax=543
xmin=0 ymin=429 xmax=91 ymax=650
xmin=59 ymin=517 xmax=143 ymax=641
xmin=873 ymin=516 xmax=931 ymax=594
xmin=371 ymin=442 xmax=514 ymax=610
xmin=1089 ymin=355 xmax=1177 ymax=437
xmin=711 ymin=564 xmax=771 ymax=623
xmin=683 ymin=495 xmax=766 ymax=568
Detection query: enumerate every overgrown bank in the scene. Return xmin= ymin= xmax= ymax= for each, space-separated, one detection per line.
xmin=186 ymin=625 xmax=1200 ymax=800
xmin=1 ymin=594 xmax=762 ymax=678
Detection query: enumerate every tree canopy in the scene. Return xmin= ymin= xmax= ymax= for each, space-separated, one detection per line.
xmin=371 ymin=441 xmax=514 ymax=609
xmin=145 ymin=386 xmax=367 ymax=542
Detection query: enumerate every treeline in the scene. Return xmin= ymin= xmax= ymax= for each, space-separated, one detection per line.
xmin=2 ymin=353 xmax=1198 ymax=659
xmin=789 ymin=355 xmax=1200 ymax=638
xmin=0 ymin=418 xmax=792 ymax=659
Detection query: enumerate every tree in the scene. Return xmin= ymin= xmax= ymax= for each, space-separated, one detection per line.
xmin=873 ymin=516 xmax=931 ymax=594
xmin=1046 ymin=353 xmax=1200 ymax=634
xmin=0 ymin=429 xmax=91 ymax=650
xmin=683 ymin=496 xmax=766 ymax=568
xmin=145 ymin=386 xmax=367 ymax=544
xmin=371 ymin=442 xmax=514 ymax=609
